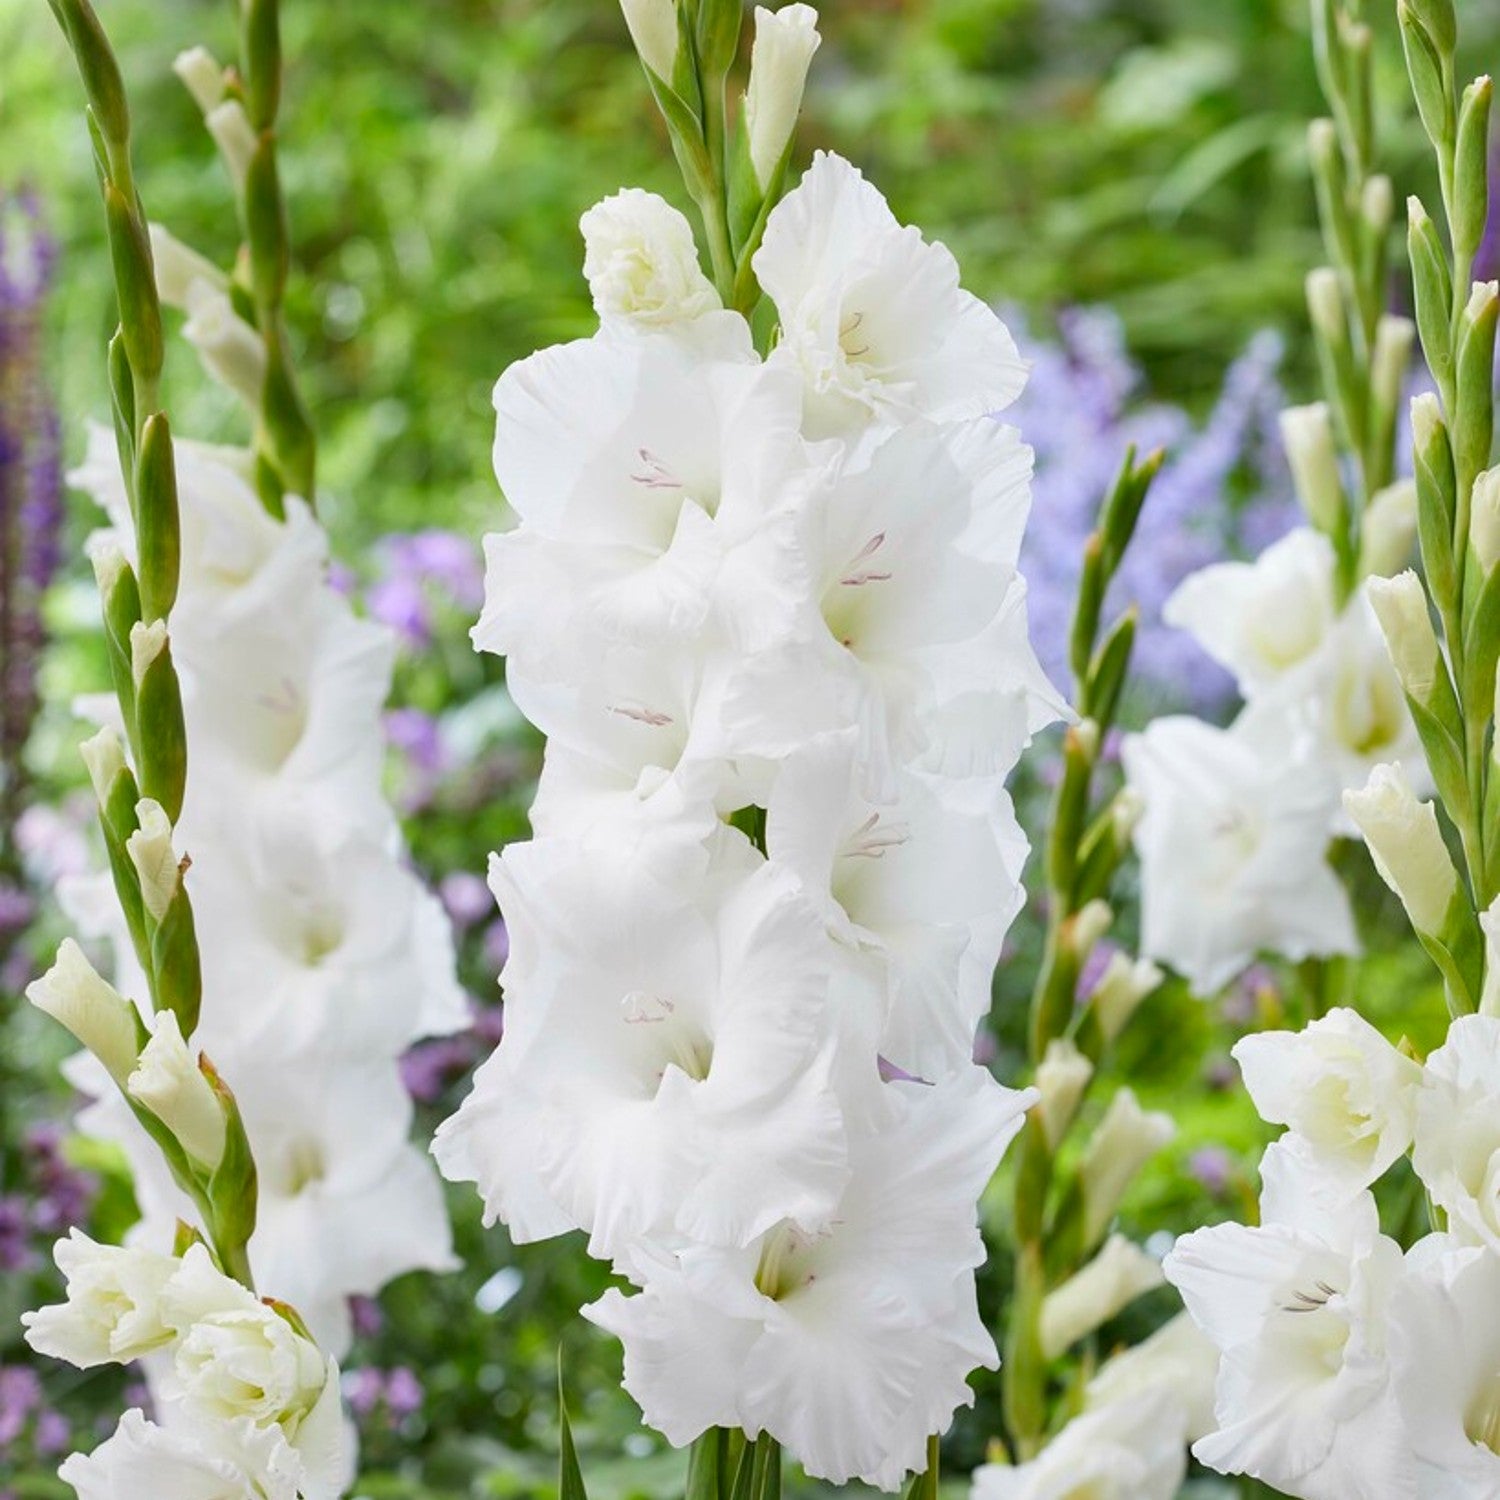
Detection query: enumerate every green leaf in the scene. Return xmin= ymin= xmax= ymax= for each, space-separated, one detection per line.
xmin=557 ymin=1354 xmax=589 ymax=1500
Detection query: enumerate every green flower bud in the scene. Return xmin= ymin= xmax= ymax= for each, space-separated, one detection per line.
xmin=1367 ymin=570 xmax=1443 ymax=704
xmin=1455 ymin=78 xmax=1494 ymax=261
xmin=1472 ymin=469 xmax=1500 ymax=575
xmin=1409 ymin=197 xmax=1456 ymax=399
xmin=1280 ymin=402 xmax=1346 ymax=534
xmin=1399 ymin=0 xmax=1456 ymax=149
xmin=1344 ymin=763 xmax=1460 ymax=939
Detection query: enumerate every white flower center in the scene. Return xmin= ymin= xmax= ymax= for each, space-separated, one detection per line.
xmin=621 ymin=990 xmax=712 ymax=1083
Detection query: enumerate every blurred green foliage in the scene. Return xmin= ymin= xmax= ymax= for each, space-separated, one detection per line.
xmin=1 ymin=0 xmax=1488 ymax=1494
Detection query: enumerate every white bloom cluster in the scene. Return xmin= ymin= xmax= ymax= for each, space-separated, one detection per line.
xmin=1166 ymin=1007 xmax=1500 ymax=1500
xmin=62 ymin=366 xmax=467 ymax=1353
xmin=1121 ymin=518 xmax=1433 ymax=995
xmin=436 ymin=154 xmax=1056 ymax=1489
xmin=24 ymin=1232 xmax=352 ymax=1499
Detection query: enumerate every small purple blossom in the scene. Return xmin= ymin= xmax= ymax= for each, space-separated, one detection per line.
xmin=483 ymin=916 xmax=511 ymax=974
xmin=1012 ymin=306 xmax=1295 ymax=711
xmin=440 ymin=870 xmax=494 ymax=931
xmin=0 ymin=1366 xmax=42 ymax=1448
xmin=1188 ymin=1146 xmax=1236 ymax=1197
xmin=369 ymin=530 xmax=485 ymax=650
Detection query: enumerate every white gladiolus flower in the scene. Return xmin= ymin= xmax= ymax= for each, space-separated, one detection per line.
xmin=970 ymin=1390 xmax=1186 ymax=1500
xmin=1123 ymin=715 xmax=1357 ymax=995
xmin=436 ymin=842 xmax=848 ymax=1257
xmin=127 ymin=1011 xmax=227 ymax=1169
xmin=58 ymin=1408 xmax=313 ymax=1500
xmin=25 ymin=940 xmax=140 ymax=1087
xmin=1387 ymin=1237 xmax=1500 ymax=1497
xmin=159 ymin=1246 xmax=329 ymax=1428
xmin=1233 ymin=1007 xmax=1422 ymax=1192
xmin=1412 ymin=1015 xmax=1500 ymax=1250
xmin=1164 ymin=1140 xmax=1410 ymax=1500
xmin=764 ymin=731 xmax=1028 ymax=1078
xmin=1085 ymin=1311 xmax=1220 ymax=1442
xmin=588 ymin=1069 xmax=1035 ymax=1491
xmin=1343 ymin=762 xmax=1458 ymax=938
xmin=22 ymin=1232 xmax=177 ymax=1368
xmin=1038 ymin=1235 xmax=1165 ymax=1359
xmin=744 ymin=5 xmax=822 ymax=189
xmin=125 ymin=798 xmax=180 ymax=923
xmin=1164 ymin=528 xmax=1337 ymax=696
xmin=1079 ymin=1088 xmax=1175 ymax=1243
xmin=580 ymin=190 xmax=722 ymax=328
xmin=754 ymin=152 xmax=1028 ymax=435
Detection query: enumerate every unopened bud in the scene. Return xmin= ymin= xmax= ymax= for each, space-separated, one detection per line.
xmin=618 ymin=0 xmax=679 ymax=81
xmin=1306 ymin=268 xmax=1345 ymax=344
xmin=183 ymin=282 xmax=266 ymax=409
xmin=127 ymin=1012 xmax=226 ymax=1169
xmin=125 ymin=799 xmax=179 ymax=925
xmin=745 ymin=4 xmax=822 ymax=189
xmin=79 ymin=727 xmax=128 ymax=807
xmin=26 ymin=940 xmax=139 ymax=1087
xmin=1035 ymin=1039 xmax=1093 ymax=1151
xmin=1281 ymin=403 xmax=1345 ymax=533
xmin=1343 ymin=763 xmax=1460 ymax=937
xmin=205 ymin=100 xmax=257 ymax=191
xmin=129 ymin=620 xmax=168 ymax=689
xmin=1071 ymin=899 xmax=1113 ymax=963
xmin=1360 ymin=480 xmax=1418 ymax=578
xmin=172 ymin=46 xmax=226 ymax=115
xmin=1091 ymin=953 xmax=1164 ymax=1044
xmin=1362 ymin=175 xmax=1395 ymax=237
xmin=1473 ymin=470 xmax=1500 ymax=574
xmin=1039 ymin=1235 xmax=1164 ymax=1359
xmin=148 ymin=224 xmax=227 ymax=312
xmin=1367 ymin=571 xmax=1442 ymax=704
xmin=1080 ymin=1088 xmax=1175 ymax=1244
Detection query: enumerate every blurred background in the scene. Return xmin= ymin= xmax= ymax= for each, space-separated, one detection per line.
xmin=2 ymin=0 xmax=1497 ymax=1494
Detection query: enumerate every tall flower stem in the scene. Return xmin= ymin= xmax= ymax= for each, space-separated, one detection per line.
xmin=1002 ymin=448 xmax=1160 ymax=1459
xmin=46 ymin=0 xmax=260 ymax=1289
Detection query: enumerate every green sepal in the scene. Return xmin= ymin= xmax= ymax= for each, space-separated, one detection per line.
xmin=107 ymin=330 xmax=136 ymax=504
xmin=1420 ymin=880 xmax=1484 ymax=1017
xmin=687 ymin=1430 xmax=725 ymax=1500
xmin=1072 ymin=805 xmax=1129 ymax=911
xmin=1044 ymin=725 xmax=1097 ymax=900
xmin=1403 ymin=0 xmax=1457 ymax=58
xmin=135 ymin=413 xmax=181 ymax=622
xmin=696 ymin=0 xmax=741 ymax=86
xmin=1067 ymin=533 xmax=1106 ymax=688
xmin=1454 ymin=78 xmax=1493 ymax=261
xmin=172 ymin=1218 xmax=208 ymax=1258
xmin=134 ymin=643 xmax=188 ymax=823
xmin=1399 ymin=2 xmax=1456 ymax=151
xmin=1462 ymin=561 xmax=1500 ymax=728
xmin=259 ymin=327 xmax=316 ymax=506
xmin=263 ymin=1297 xmax=314 ymax=1343
xmin=1415 ymin=412 xmax=1459 ymax=615
xmin=1405 ymin=688 xmax=1470 ymax=824
xmin=1043 ymin=1177 xmax=1088 ymax=1278
xmin=49 ymin=0 xmax=130 ymax=158
xmin=1000 ymin=1242 xmax=1049 ymax=1449
xmin=1455 ymin=295 xmax=1497 ymax=491
xmin=1309 ymin=118 xmax=1357 ymax=273
xmin=150 ymin=884 xmax=202 ymax=1037
xmin=1081 ymin=608 xmax=1137 ymax=730
xmin=1098 ymin=447 xmax=1162 ymax=575
xmin=1012 ymin=1116 xmax=1054 ymax=1245
xmin=240 ymin=0 xmax=282 ymax=131
xmin=1409 ymin=202 xmax=1456 ymax=404
xmin=100 ymin=560 xmax=143 ymax=763
xmin=98 ymin=773 xmax=152 ymax=984
xmin=244 ymin=136 xmax=289 ymax=311
xmin=202 ymin=1055 xmax=258 ymax=1278
xmin=557 ymin=1352 xmax=589 ymax=1500
xmin=104 ymin=182 xmax=163 ymax=393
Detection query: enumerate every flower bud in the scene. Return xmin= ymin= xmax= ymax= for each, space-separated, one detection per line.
xmin=1367 ymin=571 xmax=1442 ymax=704
xmin=1070 ymin=898 xmax=1113 ymax=964
xmin=580 ymin=189 xmax=721 ymax=328
xmin=1110 ymin=787 xmax=1144 ymax=843
xmin=126 ymin=799 xmax=180 ymax=924
xmin=1280 ymin=403 xmax=1345 ymax=534
xmin=130 ymin=618 xmax=168 ymax=688
xmin=172 ymin=46 xmax=226 ymax=115
xmin=21 ymin=1231 xmax=177 ymax=1368
xmin=1472 ymin=469 xmax=1500 ymax=574
xmin=26 ymin=940 xmax=140 ymax=1087
xmin=148 ymin=224 xmax=227 ymax=312
xmin=128 ymin=1012 xmax=226 ymax=1170
xmin=1361 ymin=175 xmax=1395 ymax=238
xmin=1306 ymin=268 xmax=1345 ymax=344
xmin=1402 ymin=0 xmax=1456 ymax=56
xmin=1343 ymin=762 xmax=1459 ymax=937
xmin=182 ymin=281 xmax=266 ymax=409
xmin=1455 ymin=78 xmax=1494 ymax=260
xmin=1481 ymin=897 xmax=1500 ymax=1017
xmin=205 ymin=100 xmax=258 ymax=191
xmin=618 ymin=0 xmax=679 ymax=82
xmin=1091 ymin=953 xmax=1164 ymax=1045
xmin=1412 ymin=390 xmax=1445 ymax=455
xmin=1039 ymin=1234 xmax=1164 ymax=1359
xmin=1360 ymin=480 xmax=1418 ymax=578
xmin=1372 ymin=315 xmax=1416 ymax=421
xmin=89 ymin=535 xmax=129 ymax=600
xmin=79 ymin=726 xmax=128 ymax=807
xmin=745 ymin=4 xmax=822 ymax=190
xmin=1086 ymin=1312 xmax=1220 ymax=1441
xmin=1035 ymin=1038 xmax=1093 ymax=1151
xmin=1080 ymin=1088 xmax=1175 ymax=1243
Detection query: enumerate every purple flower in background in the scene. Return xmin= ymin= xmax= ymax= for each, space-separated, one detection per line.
xmin=0 ymin=1366 xmax=42 ymax=1449
xmin=439 ymin=870 xmax=493 ymax=932
xmin=369 ymin=530 xmax=485 ymax=650
xmin=1011 ymin=306 xmax=1296 ymax=712
xmin=0 ymin=190 xmax=62 ymax=889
